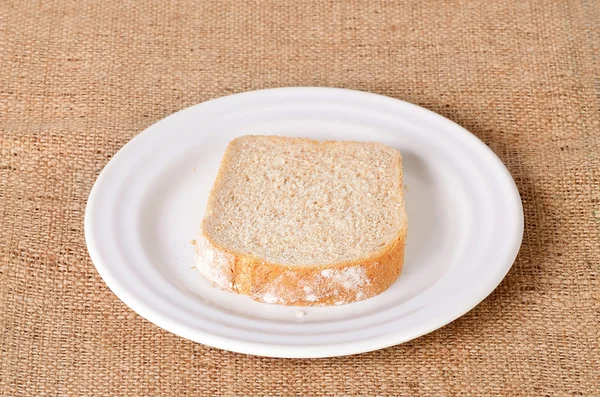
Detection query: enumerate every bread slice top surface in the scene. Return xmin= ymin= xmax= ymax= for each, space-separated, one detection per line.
xmin=202 ymin=135 xmax=406 ymax=267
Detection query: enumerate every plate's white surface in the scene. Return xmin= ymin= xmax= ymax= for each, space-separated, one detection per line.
xmin=85 ymin=87 xmax=523 ymax=358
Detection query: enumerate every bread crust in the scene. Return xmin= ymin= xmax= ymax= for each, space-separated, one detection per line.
xmin=193 ymin=136 xmax=407 ymax=306
xmin=194 ymin=224 xmax=406 ymax=306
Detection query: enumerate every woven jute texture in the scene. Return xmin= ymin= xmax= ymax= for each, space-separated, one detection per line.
xmin=1 ymin=0 xmax=599 ymax=395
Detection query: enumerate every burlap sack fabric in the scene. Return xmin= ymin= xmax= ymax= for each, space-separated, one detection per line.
xmin=1 ymin=0 xmax=598 ymax=395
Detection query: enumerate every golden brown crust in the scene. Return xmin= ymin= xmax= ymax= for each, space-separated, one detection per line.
xmin=195 ymin=225 xmax=406 ymax=306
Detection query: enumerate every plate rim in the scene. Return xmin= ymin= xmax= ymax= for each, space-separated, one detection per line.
xmin=85 ymin=87 xmax=524 ymax=358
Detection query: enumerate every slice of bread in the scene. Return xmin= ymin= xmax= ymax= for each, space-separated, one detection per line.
xmin=193 ymin=135 xmax=407 ymax=306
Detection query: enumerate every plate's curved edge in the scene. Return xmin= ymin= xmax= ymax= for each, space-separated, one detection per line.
xmin=84 ymin=87 xmax=525 ymax=358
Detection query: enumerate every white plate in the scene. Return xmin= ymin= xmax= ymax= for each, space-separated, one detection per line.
xmin=85 ymin=87 xmax=523 ymax=358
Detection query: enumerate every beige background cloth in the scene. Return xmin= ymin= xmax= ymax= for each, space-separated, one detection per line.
xmin=1 ymin=0 xmax=599 ymax=395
